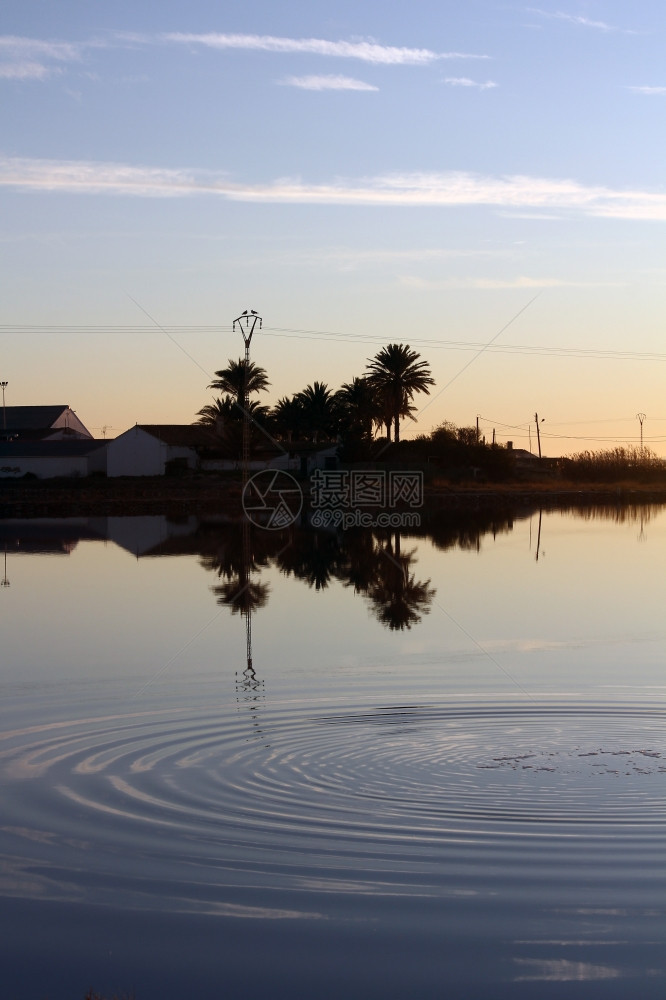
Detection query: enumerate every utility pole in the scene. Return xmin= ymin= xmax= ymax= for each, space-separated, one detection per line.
xmin=476 ymin=415 xmax=480 ymax=444
xmin=1 ymin=381 xmax=7 ymax=435
xmin=636 ymin=412 xmax=646 ymax=452
xmin=234 ymin=310 xmax=262 ymax=685
xmin=234 ymin=310 xmax=262 ymax=490
xmin=535 ymin=412 xmax=543 ymax=459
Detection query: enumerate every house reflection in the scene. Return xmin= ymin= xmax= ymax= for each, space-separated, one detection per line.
xmin=3 ymin=500 xmax=663 ymax=630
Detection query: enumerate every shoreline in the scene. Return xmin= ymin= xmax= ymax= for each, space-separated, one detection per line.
xmin=2 ymin=475 xmax=666 ymax=519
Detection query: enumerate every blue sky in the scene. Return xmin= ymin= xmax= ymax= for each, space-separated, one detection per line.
xmin=1 ymin=1 xmax=665 ymax=453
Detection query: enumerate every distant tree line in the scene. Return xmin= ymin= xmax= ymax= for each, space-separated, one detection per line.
xmin=194 ymin=345 xmax=666 ymax=484
xmin=195 ymin=343 xmax=434 ymax=455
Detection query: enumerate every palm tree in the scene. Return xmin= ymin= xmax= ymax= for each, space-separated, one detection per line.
xmin=271 ymin=395 xmax=305 ymax=443
xmin=375 ymin=394 xmax=417 ymax=442
xmin=208 ymin=359 xmax=270 ymax=411
xmin=365 ymin=344 xmax=434 ymax=443
xmin=334 ymin=377 xmax=380 ymax=439
xmin=295 ymin=382 xmax=336 ymax=443
xmin=196 ymin=394 xmax=271 ymax=457
xmin=195 ymin=395 xmax=236 ymax=429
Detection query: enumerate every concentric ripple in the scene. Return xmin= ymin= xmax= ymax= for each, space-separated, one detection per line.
xmin=0 ymin=701 xmax=664 ymax=912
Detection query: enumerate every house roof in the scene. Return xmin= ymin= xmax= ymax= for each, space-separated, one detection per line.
xmin=3 ymin=405 xmax=70 ymax=430
xmin=132 ymin=424 xmax=219 ymax=448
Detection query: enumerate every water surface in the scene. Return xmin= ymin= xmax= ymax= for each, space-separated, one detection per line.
xmin=1 ymin=505 xmax=664 ymax=998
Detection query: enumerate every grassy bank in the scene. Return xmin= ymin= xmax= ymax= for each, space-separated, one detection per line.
xmin=2 ymin=473 xmax=666 ymax=519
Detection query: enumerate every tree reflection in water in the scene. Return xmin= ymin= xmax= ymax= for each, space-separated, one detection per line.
xmin=366 ymin=531 xmax=435 ymax=631
xmin=199 ymin=523 xmax=436 ymax=631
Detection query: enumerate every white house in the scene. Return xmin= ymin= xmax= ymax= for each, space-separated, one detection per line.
xmin=106 ymin=425 xmax=341 ymax=478
xmin=199 ymin=443 xmax=339 ymax=474
xmin=106 ymin=424 xmax=216 ymax=477
xmin=0 ymin=439 xmax=106 ymax=479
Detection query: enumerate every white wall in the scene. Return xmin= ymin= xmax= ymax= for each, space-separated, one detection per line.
xmin=107 ymin=428 xmax=165 ymax=477
xmin=0 ymin=455 xmax=90 ymax=479
xmin=106 ymin=427 xmax=198 ymax=477
xmin=200 ymin=454 xmax=296 ymax=472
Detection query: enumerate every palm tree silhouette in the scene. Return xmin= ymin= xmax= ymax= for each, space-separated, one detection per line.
xmin=365 ymin=344 xmax=434 ymax=443
xmin=295 ymin=381 xmax=336 ymax=443
xmin=208 ymin=359 xmax=270 ymax=410
xmin=272 ymin=395 xmax=304 ymax=442
xmin=195 ymin=394 xmax=270 ymax=456
xmin=334 ymin=377 xmax=380 ymax=440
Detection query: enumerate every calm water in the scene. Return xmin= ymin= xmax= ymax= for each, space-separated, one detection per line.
xmin=0 ymin=505 xmax=665 ymax=999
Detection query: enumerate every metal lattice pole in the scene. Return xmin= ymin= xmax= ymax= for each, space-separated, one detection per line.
xmin=233 ymin=311 xmax=261 ymax=679
xmin=636 ymin=412 xmax=646 ymax=452
xmin=1 ymin=381 xmax=7 ymax=436
xmin=233 ymin=310 xmax=262 ymax=490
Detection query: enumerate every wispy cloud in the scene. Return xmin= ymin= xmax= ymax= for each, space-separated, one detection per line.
xmin=400 ymin=275 xmax=613 ymax=291
xmin=0 ymin=35 xmax=85 ymax=80
xmin=497 ymin=211 xmax=563 ymax=220
xmin=3 ymin=157 xmax=666 ymax=221
xmin=0 ymin=36 xmax=82 ymax=61
xmin=514 ymin=958 xmax=620 ymax=982
xmin=162 ymin=32 xmax=489 ymax=65
xmin=628 ymin=85 xmax=666 ymax=95
xmin=526 ymin=8 xmax=629 ymax=32
xmin=278 ymin=74 xmax=378 ymax=92
xmin=444 ymin=77 xmax=497 ymax=90
xmin=0 ymin=61 xmax=51 ymax=80
xmin=0 ymin=30 xmax=489 ymax=83
xmin=304 ymin=246 xmax=505 ymax=271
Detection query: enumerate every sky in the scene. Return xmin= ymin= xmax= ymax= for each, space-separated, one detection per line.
xmin=1 ymin=0 xmax=665 ymax=455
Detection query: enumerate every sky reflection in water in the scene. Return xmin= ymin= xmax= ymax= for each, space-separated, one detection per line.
xmin=0 ymin=503 xmax=665 ymax=998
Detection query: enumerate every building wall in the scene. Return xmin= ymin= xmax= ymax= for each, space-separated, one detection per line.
xmin=0 ymin=455 xmax=91 ymax=479
xmin=107 ymin=428 xmax=164 ymax=477
xmin=107 ymin=427 xmax=198 ymax=477
xmin=87 ymin=446 xmax=107 ymax=475
xmin=200 ymin=454 xmax=295 ymax=472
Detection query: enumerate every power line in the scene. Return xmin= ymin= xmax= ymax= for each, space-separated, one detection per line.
xmin=2 ymin=323 xmax=666 ymax=363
